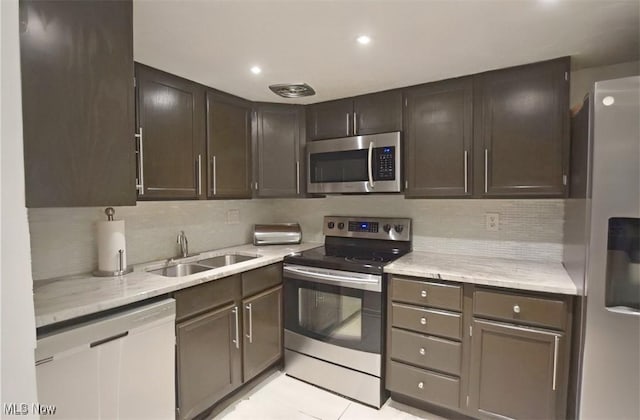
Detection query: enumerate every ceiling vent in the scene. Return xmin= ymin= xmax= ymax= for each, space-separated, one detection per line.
xmin=269 ymin=83 xmax=316 ymax=98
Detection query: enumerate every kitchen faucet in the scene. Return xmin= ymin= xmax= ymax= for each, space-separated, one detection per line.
xmin=177 ymin=231 xmax=189 ymax=258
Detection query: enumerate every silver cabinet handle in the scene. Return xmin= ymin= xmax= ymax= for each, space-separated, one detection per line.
xmin=552 ymin=335 xmax=559 ymax=390
xmin=196 ymin=154 xmax=202 ymax=196
xmin=135 ymin=128 xmax=144 ymax=195
xmin=296 ymin=161 xmax=300 ymax=195
xmin=420 ymin=290 xmax=427 ymax=298
xmin=232 ymin=306 xmax=239 ymax=349
xmin=346 ymin=113 xmax=350 ymax=134
xmin=513 ymin=305 xmax=521 ymax=314
xmin=420 ymin=317 xmax=427 ymax=325
xmin=484 ymin=148 xmax=489 ymax=193
xmin=464 ymin=150 xmax=468 ymax=193
xmin=367 ymin=141 xmax=375 ymax=188
xmin=417 ymin=382 xmax=424 ymax=389
xmin=419 ymin=348 xmax=426 ymax=356
xmin=353 ymin=111 xmax=357 ymax=134
xmin=211 ymin=155 xmax=217 ymax=196
xmin=245 ymin=303 xmax=253 ymax=344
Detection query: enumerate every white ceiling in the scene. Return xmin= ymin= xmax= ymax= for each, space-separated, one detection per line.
xmin=133 ymin=0 xmax=640 ymax=104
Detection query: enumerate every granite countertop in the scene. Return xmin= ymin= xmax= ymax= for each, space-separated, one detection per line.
xmin=35 ymin=244 xmax=578 ymax=329
xmin=34 ymin=242 xmax=321 ymax=328
xmin=384 ymin=250 xmax=578 ymax=295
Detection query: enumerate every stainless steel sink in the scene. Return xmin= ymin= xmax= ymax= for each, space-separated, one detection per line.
xmin=148 ymin=263 xmax=210 ymax=277
xmin=197 ymin=254 xmax=258 ymax=268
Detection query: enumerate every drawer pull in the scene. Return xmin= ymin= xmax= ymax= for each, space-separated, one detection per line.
xmin=419 ymin=347 xmax=426 ymax=356
xmin=420 ymin=317 xmax=427 ymax=325
xmin=420 ymin=290 xmax=427 ymax=298
xmin=513 ymin=304 xmax=521 ymax=314
xmin=418 ymin=382 xmax=424 ymax=389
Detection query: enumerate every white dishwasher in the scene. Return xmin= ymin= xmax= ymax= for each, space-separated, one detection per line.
xmin=35 ymin=299 xmax=176 ymax=420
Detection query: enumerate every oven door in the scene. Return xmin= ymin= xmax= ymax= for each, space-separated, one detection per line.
xmin=306 ymin=132 xmax=401 ymax=194
xmin=283 ymin=264 xmax=383 ymax=354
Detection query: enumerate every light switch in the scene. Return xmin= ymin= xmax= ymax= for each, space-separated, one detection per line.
xmin=485 ymin=213 xmax=499 ymax=231
xmin=226 ymin=209 xmax=240 ymax=225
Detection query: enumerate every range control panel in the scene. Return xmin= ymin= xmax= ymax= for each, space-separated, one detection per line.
xmin=323 ymin=216 xmax=411 ymax=241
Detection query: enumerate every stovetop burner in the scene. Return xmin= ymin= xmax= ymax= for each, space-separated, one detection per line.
xmin=283 ymin=216 xmax=412 ymax=275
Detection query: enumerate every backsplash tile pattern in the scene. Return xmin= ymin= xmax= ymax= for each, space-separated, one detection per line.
xmin=28 ymin=200 xmax=275 ymax=280
xmin=29 ymin=196 xmax=564 ymax=281
xmin=271 ymin=196 xmax=564 ymax=262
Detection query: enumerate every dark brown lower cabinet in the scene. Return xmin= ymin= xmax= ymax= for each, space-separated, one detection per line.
xmin=386 ymin=277 xmax=572 ymax=420
xmin=242 ymin=286 xmax=283 ymax=382
xmin=176 ymin=303 xmax=241 ymax=420
xmin=468 ymin=319 xmax=565 ymax=419
xmin=174 ymin=264 xmax=283 ymax=419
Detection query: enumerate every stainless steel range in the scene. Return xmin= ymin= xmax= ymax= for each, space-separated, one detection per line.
xmin=283 ymin=216 xmax=412 ymax=408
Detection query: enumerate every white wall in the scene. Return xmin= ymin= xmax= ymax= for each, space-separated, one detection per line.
xmin=1 ymin=0 xmax=39 ymax=417
xmin=570 ymin=60 xmax=640 ymax=108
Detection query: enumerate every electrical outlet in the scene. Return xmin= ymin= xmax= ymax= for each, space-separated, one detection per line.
xmin=485 ymin=213 xmax=499 ymax=231
xmin=226 ymin=209 xmax=240 ymax=225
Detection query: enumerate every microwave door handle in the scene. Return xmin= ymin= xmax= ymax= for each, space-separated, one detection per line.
xmin=368 ymin=142 xmax=375 ymax=189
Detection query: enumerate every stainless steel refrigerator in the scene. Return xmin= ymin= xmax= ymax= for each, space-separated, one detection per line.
xmin=564 ymin=76 xmax=639 ymax=419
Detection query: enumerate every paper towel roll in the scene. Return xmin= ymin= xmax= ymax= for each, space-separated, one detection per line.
xmin=97 ymin=220 xmax=127 ymax=272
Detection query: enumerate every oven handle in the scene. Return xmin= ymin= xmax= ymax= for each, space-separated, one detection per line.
xmin=367 ymin=141 xmax=375 ymax=189
xmin=283 ymin=264 xmax=381 ymax=293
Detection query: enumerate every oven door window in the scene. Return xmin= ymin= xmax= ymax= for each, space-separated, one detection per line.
xmin=309 ymin=150 xmax=368 ymax=184
xmin=284 ymin=278 xmax=382 ymax=353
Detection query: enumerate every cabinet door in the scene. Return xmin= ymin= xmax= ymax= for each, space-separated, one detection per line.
xmin=354 ymin=90 xmax=403 ymax=135
xmin=242 ymin=286 xmax=283 ymax=382
xmin=20 ymin=0 xmax=135 ymax=207
xmin=256 ymin=104 xmax=304 ymax=197
xmin=306 ymin=99 xmax=353 ymax=140
xmin=176 ymin=304 xmax=241 ymax=420
xmin=206 ymin=92 xmax=252 ymax=198
xmin=469 ymin=319 xmax=564 ymax=420
xmin=136 ymin=64 xmax=205 ymax=200
xmin=474 ymin=58 xmax=569 ymax=197
xmin=404 ymin=78 xmax=473 ymax=197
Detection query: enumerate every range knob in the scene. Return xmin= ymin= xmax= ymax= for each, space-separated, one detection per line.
xmin=394 ymin=224 xmax=404 ymax=233
xmin=337 ymin=222 xmax=345 ymax=230
xmin=383 ymin=224 xmax=392 ymax=233
xmin=327 ymin=222 xmax=335 ymax=229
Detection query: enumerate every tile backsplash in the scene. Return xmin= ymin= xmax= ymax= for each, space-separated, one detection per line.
xmin=29 ymin=196 xmax=564 ymax=280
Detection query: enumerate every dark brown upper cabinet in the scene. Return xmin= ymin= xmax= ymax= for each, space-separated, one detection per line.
xmin=135 ymin=64 xmax=206 ymax=200
xmin=306 ymin=90 xmax=402 ymax=141
xmin=254 ymin=103 xmax=305 ymax=198
xmin=473 ymin=58 xmax=570 ymax=198
xmin=354 ymin=90 xmax=403 ymax=135
xmin=206 ymin=91 xmax=252 ymax=199
xmin=20 ymin=0 xmax=136 ymax=207
xmin=404 ymin=77 xmax=473 ymax=198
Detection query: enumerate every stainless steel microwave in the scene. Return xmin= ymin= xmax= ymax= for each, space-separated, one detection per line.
xmin=306 ymin=132 xmax=401 ymax=194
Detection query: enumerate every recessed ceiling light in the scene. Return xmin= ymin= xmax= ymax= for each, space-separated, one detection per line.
xmin=602 ymin=96 xmax=615 ymax=106
xmin=357 ymin=35 xmax=371 ymax=45
xmin=250 ymin=66 xmax=262 ymax=75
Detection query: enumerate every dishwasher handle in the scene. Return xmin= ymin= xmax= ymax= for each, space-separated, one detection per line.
xmin=90 ymin=331 xmax=129 ymax=348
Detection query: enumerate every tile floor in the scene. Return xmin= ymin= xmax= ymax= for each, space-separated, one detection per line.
xmin=215 ymin=372 xmax=448 ymax=420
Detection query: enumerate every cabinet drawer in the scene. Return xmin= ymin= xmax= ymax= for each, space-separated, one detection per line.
xmin=175 ymin=275 xmax=241 ymax=322
xmin=390 ymin=328 xmax=462 ymax=376
xmin=392 ymin=303 xmax=462 ymax=340
xmin=391 ymin=277 xmax=462 ymax=311
xmin=242 ymin=263 xmax=282 ymax=297
xmin=473 ymin=288 xmax=568 ymax=330
xmin=387 ymin=361 xmax=460 ymax=409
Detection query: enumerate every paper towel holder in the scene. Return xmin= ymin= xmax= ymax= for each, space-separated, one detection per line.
xmin=93 ymin=208 xmax=133 ymax=277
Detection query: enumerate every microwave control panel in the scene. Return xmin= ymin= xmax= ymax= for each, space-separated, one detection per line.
xmin=374 ymin=146 xmax=396 ymax=180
